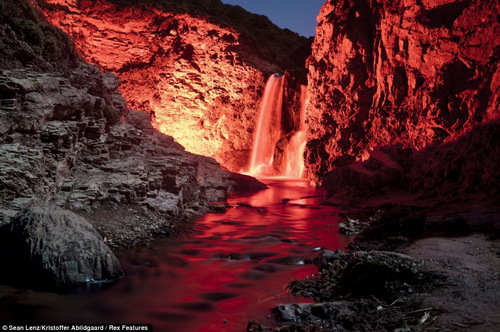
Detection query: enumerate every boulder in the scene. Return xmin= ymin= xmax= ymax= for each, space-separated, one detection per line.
xmin=289 ymin=250 xmax=423 ymax=302
xmin=4 ymin=205 xmax=122 ymax=288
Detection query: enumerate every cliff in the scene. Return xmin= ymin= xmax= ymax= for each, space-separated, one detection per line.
xmin=35 ymin=0 xmax=309 ymax=171
xmin=305 ymin=0 xmax=499 ymax=184
xmin=0 ymin=0 xmax=263 ymax=253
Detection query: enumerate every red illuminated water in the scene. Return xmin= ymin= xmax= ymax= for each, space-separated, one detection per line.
xmin=248 ymin=74 xmax=284 ymax=176
xmin=282 ymin=86 xmax=308 ymax=178
xmin=247 ymin=74 xmax=308 ymax=178
xmin=0 ymin=179 xmax=351 ymax=331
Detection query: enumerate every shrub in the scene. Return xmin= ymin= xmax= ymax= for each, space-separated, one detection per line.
xmin=1 ymin=0 xmax=79 ymax=70
xmin=103 ymin=0 xmax=309 ymax=69
xmin=11 ymin=18 xmax=44 ymax=50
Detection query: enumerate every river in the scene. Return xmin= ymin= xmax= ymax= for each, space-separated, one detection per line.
xmin=0 ymin=178 xmax=351 ymax=331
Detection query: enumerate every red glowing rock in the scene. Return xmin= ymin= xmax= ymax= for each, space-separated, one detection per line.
xmin=35 ymin=0 xmax=290 ymax=171
xmin=305 ymin=0 xmax=499 ymax=183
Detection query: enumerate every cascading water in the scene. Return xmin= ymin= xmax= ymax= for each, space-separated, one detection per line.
xmin=248 ymin=74 xmax=284 ymax=176
xmin=282 ymin=85 xmax=308 ymax=178
xmin=248 ymin=74 xmax=308 ymax=178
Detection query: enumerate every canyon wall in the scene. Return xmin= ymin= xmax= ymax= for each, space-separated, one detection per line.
xmin=0 ymin=0 xmax=264 ymax=249
xmin=36 ymin=0 xmax=308 ymax=171
xmin=306 ymin=0 xmax=499 ymax=183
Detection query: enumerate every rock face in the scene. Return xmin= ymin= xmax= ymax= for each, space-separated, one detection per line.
xmin=0 ymin=1 xmax=262 ymax=251
xmin=4 ymin=205 xmax=122 ymax=287
xmin=36 ymin=0 xmax=308 ymax=171
xmin=0 ymin=62 xmax=245 ymax=246
xmin=305 ymin=0 xmax=500 ymax=183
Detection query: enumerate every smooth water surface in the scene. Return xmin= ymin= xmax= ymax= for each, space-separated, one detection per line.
xmin=0 ymin=179 xmax=351 ymax=331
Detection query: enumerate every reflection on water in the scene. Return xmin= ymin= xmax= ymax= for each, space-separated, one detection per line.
xmin=0 ymin=179 xmax=351 ymax=331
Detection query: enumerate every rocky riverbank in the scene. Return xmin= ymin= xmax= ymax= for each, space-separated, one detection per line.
xmin=249 ymin=201 xmax=500 ymax=331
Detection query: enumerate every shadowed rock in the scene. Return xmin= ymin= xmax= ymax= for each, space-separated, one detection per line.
xmin=4 ymin=205 xmax=122 ymax=288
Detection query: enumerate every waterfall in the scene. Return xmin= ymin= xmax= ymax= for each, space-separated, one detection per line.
xmin=247 ymin=73 xmax=308 ymax=178
xmin=248 ymin=74 xmax=284 ymax=176
xmin=282 ymin=85 xmax=308 ymax=178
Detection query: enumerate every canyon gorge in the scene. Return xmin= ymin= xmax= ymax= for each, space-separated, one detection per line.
xmin=0 ymin=0 xmax=499 ymax=331
xmin=34 ymin=0 xmax=310 ymax=172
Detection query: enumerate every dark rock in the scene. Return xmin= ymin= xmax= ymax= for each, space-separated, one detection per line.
xmin=229 ymin=172 xmax=268 ymax=192
xmin=348 ymin=205 xmax=426 ymax=251
xmin=209 ymin=203 xmax=226 ymax=213
xmin=4 ymin=205 xmax=122 ymax=288
xmin=273 ymin=302 xmax=355 ymax=325
xmin=321 ymin=147 xmax=407 ymax=200
xmin=246 ymin=321 xmax=264 ymax=332
xmin=267 ymin=255 xmax=304 ymax=265
xmin=290 ymin=250 xmax=422 ymax=303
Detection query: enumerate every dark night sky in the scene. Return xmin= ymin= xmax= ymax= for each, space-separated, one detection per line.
xmin=220 ymin=0 xmax=325 ymax=37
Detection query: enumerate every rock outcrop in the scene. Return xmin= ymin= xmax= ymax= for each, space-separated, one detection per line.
xmin=36 ymin=0 xmax=309 ymax=171
xmin=305 ymin=0 xmax=499 ymax=184
xmin=0 ymin=63 xmax=242 ymax=247
xmin=3 ymin=205 xmax=122 ymax=288
xmin=0 ymin=0 xmax=264 ymax=253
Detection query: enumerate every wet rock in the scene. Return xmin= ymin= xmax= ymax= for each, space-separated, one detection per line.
xmin=237 ymin=203 xmax=256 ymax=209
xmin=290 ymin=250 xmax=423 ymax=303
xmin=313 ymin=250 xmax=352 ymax=269
xmin=246 ymin=321 xmax=264 ymax=332
xmin=348 ymin=205 xmax=426 ymax=251
xmin=229 ymin=173 xmax=268 ymax=192
xmin=209 ymin=203 xmax=227 ymax=214
xmin=4 ymin=205 xmax=122 ymax=288
xmin=273 ymin=302 xmax=355 ymax=325
xmin=267 ymin=256 xmax=304 ymax=265
xmin=338 ymin=216 xmax=366 ymax=235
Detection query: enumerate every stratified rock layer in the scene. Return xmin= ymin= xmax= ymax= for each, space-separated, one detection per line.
xmin=0 ymin=1 xmax=261 ymax=249
xmin=36 ymin=0 xmax=291 ymax=171
xmin=306 ymin=0 xmax=499 ymax=183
